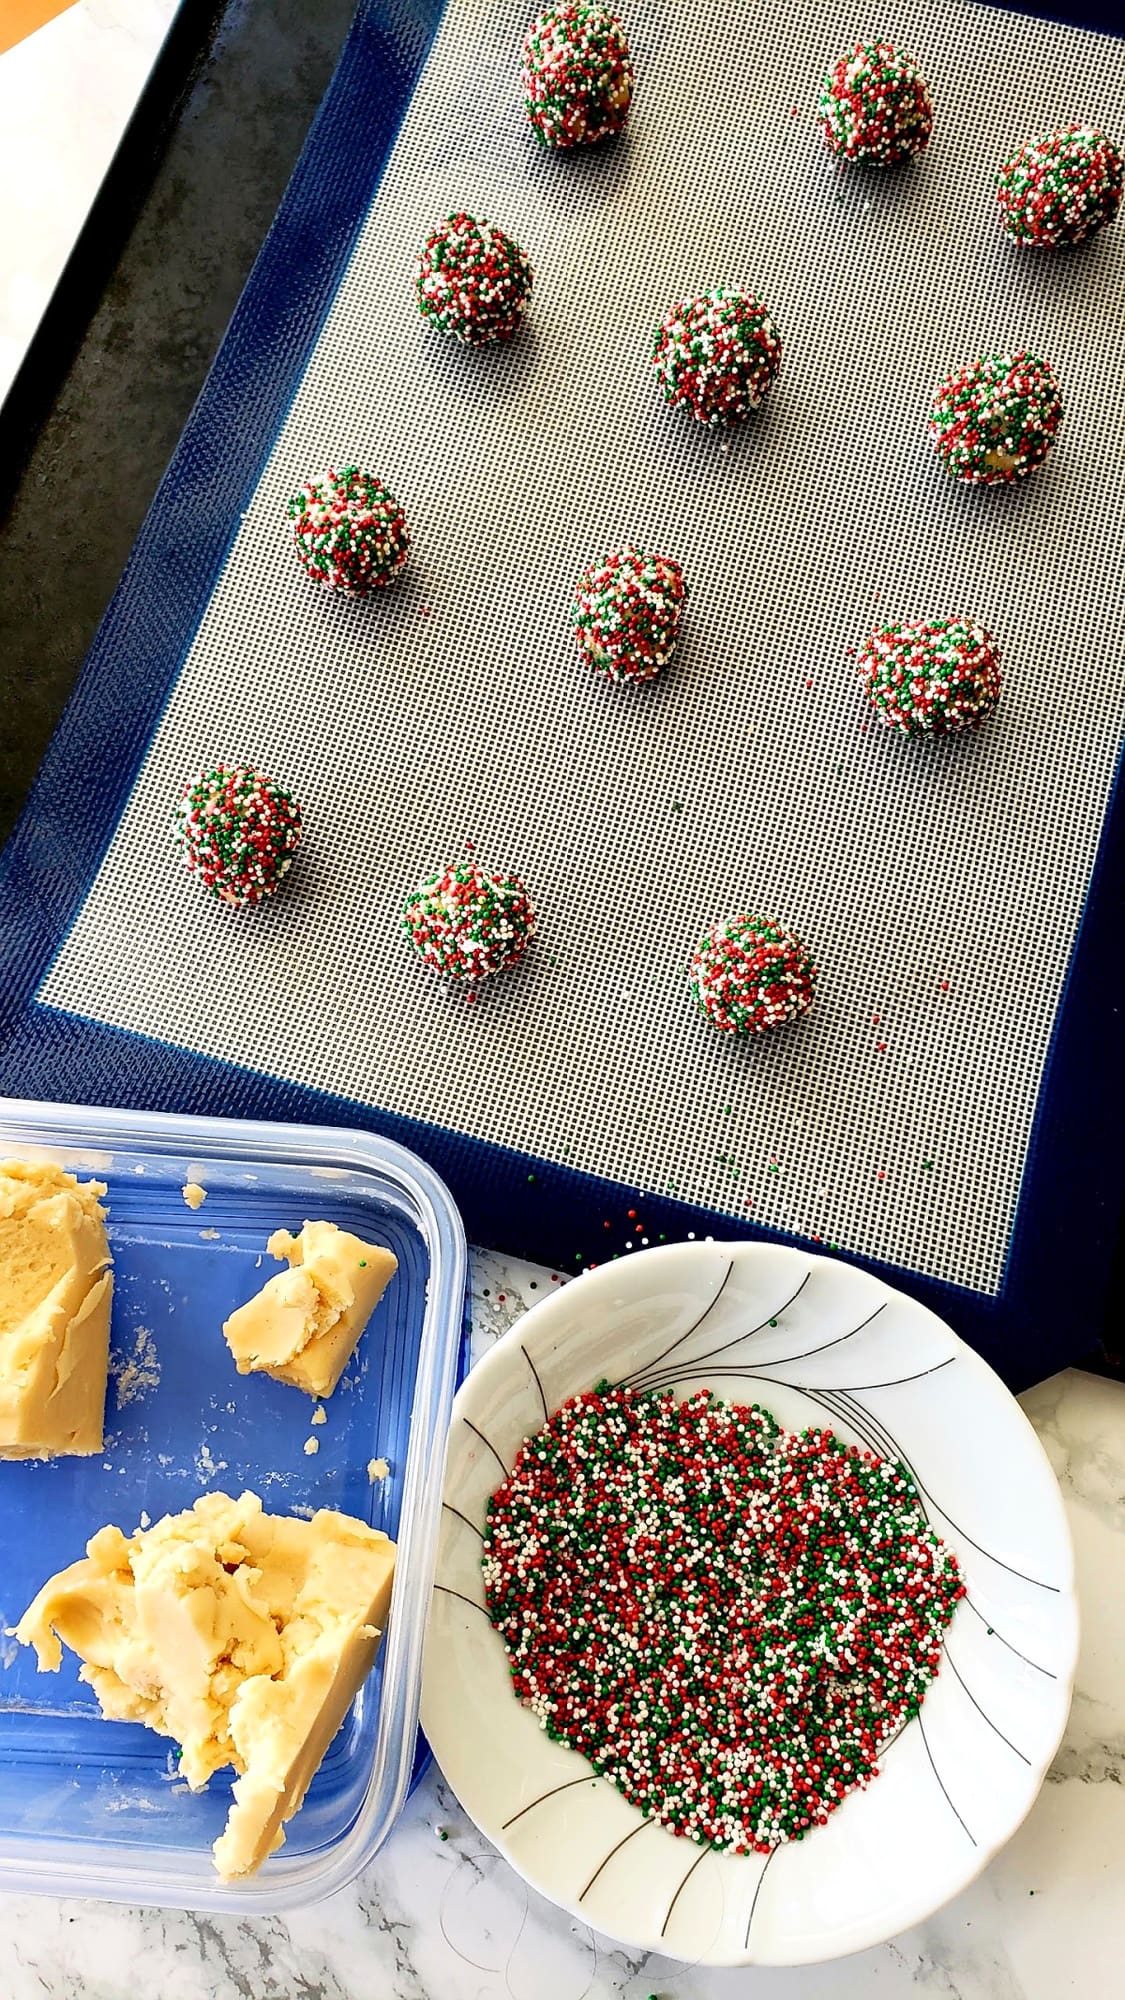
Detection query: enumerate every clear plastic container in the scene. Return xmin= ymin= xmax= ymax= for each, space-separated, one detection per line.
xmin=0 ymin=1096 xmax=467 ymax=1910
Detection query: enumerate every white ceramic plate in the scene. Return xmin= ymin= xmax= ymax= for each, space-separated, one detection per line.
xmin=421 ymin=1244 xmax=1078 ymax=1966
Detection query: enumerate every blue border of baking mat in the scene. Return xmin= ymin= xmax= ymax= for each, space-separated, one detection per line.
xmin=0 ymin=0 xmax=1122 ymax=1392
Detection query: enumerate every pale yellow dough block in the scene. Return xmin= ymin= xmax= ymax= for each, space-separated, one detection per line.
xmin=222 ymin=1220 xmax=397 ymax=1399
xmin=0 ymin=1159 xmax=113 ymax=1458
xmin=15 ymin=1489 xmax=396 ymax=1879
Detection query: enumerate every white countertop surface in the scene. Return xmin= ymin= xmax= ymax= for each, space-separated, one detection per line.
xmin=0 ymin=1248 xmax=1121 ymax=1998
xmin=0 ymin=0 xmax=180 ymax=405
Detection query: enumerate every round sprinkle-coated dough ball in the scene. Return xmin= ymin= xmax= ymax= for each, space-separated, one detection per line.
xmin=689 ymin=914 xmax=817 ymax=1036
xmin=176 ymin=764 xmax=302 ymax=908
xmin=928 ymin=350 xmax=1062 ymax=485
xmin=573 ymin=547 xmax=688 ymax=683
xmin=521 ymin=4 xmax=633 ymax=148
xmin=289 ymin=466 xmax=410 ymax=593
xmin=414 ymin=212 xmax=533 ymax=344
xmin=995 ymin=125 xmax=1123 ymax=247
xmin=859 ymin=618 xmax=1002 ymax=735
xmin=403 ymin=860 xmax=536 ymax=982
xmin=819 ymin=41 xmax=933 ymax=165
xmin=653 ymin=287 xmax=782 ymax=426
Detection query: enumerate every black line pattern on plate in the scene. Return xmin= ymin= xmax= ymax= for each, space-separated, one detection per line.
xmin=640 ymin=1298 xmax=891 ymax=1394
xmin=754 ymin=1299 xmax=888 ymax=1370
xmin=442 ymin=1501 xmax=484 ymax=1539
xmin=918 ymin=1711 xmax=977 ymax=1845
xmin=462 ymin=1416 xmax=509 ymax=1478
xmin=434 ymin=1582 xmax=490 ymax=1618
xmin=962 ymin=1594 xmax=1057 ymax=1679
xmin=825 ymin=1387 xmax=1060 ymax=1593
xmin=743 ymin=1845 xmax=777 ymax=1953
xmin=633 ymin=1268 xmax=815 ymax=1389
xmin=838 ymin=1357 xmax=957 ymax=1390
xmin=577 ymin=1817 xmax=655 ymax=1902
xmin=942 ymin=1640 xmax=1032 ymax=1764
xmin=660 ymin=1839 xmax=713 ymax=1939
xmin=621 ymin=1258 xmax=737 ymax=1384
xmin=502 ymin=1774 xmax=596 ymax=1832
xmin=521 ymin=1343 xmax=549 ymax=1423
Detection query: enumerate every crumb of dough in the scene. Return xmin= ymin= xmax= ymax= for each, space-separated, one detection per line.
xmin=303 ymin=1437 xmax=320 ymax=1457
xmin=368 ymin=1457 xmax=390 ymax=1483
xmin=311 ymin=1406 xmax=327 ymax=1426
xmin=182 ymin=1183 xmax=207 ymax=1210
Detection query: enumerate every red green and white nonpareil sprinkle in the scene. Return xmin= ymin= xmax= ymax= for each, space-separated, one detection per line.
xmin=859 ymin=618 xmax=1002 ymax=735
xmin=653 ymin=287 xmax=782 ymax=425
xmin=690 ymin=914 xmax=816 ymax=1035
xmin=176 ymin=763 xmax=302 ymax=908
xmin=483 ymin=1386 xmax=964 ymax=1853
xmin=289 ymin=465 xmax=410 ymax=593
xmin=403 ymin=858 xmax=536 ymax=981
xmin=818 ymin=41 xmax=933 ymax=165
xmin=414 ymin=212 xmax=533 ymax=345
xmin=521 ymin=3 xmax=633 ymax=148
xmin=996 ymin=125 xmax=1123 ymax=248
xmin=573 ymin=547 xmax=688 ymax=683
xmin=928 ymin=350 xmax=1063 ymax=485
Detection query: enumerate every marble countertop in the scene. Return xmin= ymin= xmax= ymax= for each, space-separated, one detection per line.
xmin=1 ymin=1248 xmax=1121 ymax=1998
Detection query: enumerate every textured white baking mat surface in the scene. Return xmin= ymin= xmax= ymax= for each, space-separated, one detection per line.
xmin=42 ymin=0 xmax=1125 ymax=1294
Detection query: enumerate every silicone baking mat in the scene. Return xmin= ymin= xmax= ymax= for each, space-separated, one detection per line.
xmin=1 ymin=0 xmax=1122 ymax=1386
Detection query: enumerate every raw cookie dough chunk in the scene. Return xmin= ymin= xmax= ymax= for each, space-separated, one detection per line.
xmin=176 ymin=763 xmax=302 ymax=908
xmin=928 ymin=350 xmax=1063 ymax=485
xmin=289 ymin=465 xmax=410 ymax=593
xmin=996 ymin=125 xmax=1123 ymax=247
xmin=414 ymin=212 xmax=533 ymax=344
xmin=15 ymin=1491 xmax=396 ymax=1879
xmin=859 ymin=617 xmax=1002 ymax=734
xmin=223 ymin=1221 xmax=398 ymax=1399
xmin=521 ymin=4 xmax=633 ymax=148
xmin=689 ymin=915 xmax=817 ymax=1036
xmin=818 ymin=41 xmax=933 ymax=165
xmin=573 ymin=546 xmax=687 ymax=683
xmin=0 ymin=1162 xmax=113 ymax=1459
xmin=653 ymin=287 xmax=782 ymax=425
xmin=403 ymin=859 xmax=536 ymax=983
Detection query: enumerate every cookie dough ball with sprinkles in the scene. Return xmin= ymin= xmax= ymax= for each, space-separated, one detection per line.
xmin=573 ymin=546 xmax=687 ymax=683
xmin=176 ymin=764 xmax=302 ymax=909
xmin=689 ymin=913 xmax=816 ymax=1036
xmin=653 ymin=287 xmax=782 ymax=426
xmin=819 ymin=41 xmax=933 ymax=165
xmin=996 ymin=125 xmax=1123 ymax=247
xmin=928 ymin=349 xmax=1062 ymax=485
xmin=414 ymin=212 xmax=533 ymax=344
xmin=403 ymin=859 xmax=536 ymax=984
xmin=521 ymin=4 xmax=633 ymax=148
xmin=859 ymin=618 xmax=1001 ymax=735
xmin=289 ymin=465 xmax=409 ymax=593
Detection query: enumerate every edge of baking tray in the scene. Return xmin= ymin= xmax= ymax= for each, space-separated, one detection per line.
xmin=0 ymin=0 xmax=1122 ymax=1395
